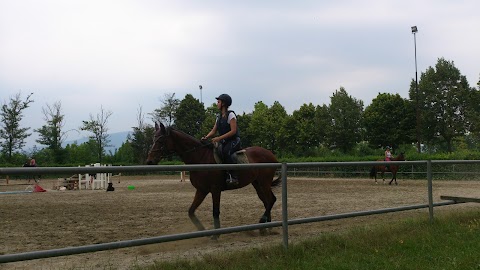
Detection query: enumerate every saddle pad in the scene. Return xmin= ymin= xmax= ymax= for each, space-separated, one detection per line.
xmin=213 ymin=145 xmax=249 ymax=165
xmin=233 ymin=150 xmax=249 ymax=164
xmin=213 ymin=142 xmax=222 ymax=164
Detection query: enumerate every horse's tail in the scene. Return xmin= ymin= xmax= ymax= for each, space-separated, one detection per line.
xmin=271 ymin=170 xmax=282 ymax=188
xmin=369 ymin=166 xmax=376 ymax=178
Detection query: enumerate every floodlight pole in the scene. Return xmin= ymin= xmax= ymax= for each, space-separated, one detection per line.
xmin=412 ymin=26 xmax=421 ymax=153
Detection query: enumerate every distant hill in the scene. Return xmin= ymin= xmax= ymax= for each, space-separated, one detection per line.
xmin=63 ymin=131 xmax=132 ymax=153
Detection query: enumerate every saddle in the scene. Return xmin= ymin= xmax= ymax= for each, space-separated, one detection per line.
xmin=213 ymin=142 xmax=249 ymax=165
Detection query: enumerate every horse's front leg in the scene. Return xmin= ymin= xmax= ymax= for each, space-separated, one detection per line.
xmin=211 ymin=189 xmax=222 ymax=240
xmin=188 ymin=190 xmax=209 ymax=231
xmin=389 ymin=176 xmax=398 ymax=185
xmin=389 ymin=175 xmax=397 ymax=185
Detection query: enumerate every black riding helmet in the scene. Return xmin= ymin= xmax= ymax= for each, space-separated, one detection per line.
xmin=216 ymin=94 xmax=232 ymax=107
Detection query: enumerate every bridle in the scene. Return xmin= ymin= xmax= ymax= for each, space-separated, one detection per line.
xmin=148 ymin=134 xmax=171 ymax=155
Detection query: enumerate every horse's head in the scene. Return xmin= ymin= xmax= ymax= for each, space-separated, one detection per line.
xmin=396 ymin=152 xmax=406 ymax=161
xmin=146 ymin=122 xmax=174 ymax=165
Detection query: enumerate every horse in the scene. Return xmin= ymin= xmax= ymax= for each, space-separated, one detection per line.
xmin=369 ymin=152 xmax=405 ymax=185
xmin=146 ymin=122 xmax=280 ymax=239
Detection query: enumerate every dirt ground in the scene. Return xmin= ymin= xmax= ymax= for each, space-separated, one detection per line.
xmin=1 ymin=175 xmax=479 ymax=270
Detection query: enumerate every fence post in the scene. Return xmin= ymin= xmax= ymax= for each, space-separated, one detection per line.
xmin=281 ymin=163 xmax=289 ymax=250
xmin=427 ymin=160 xmax=434 ymax=223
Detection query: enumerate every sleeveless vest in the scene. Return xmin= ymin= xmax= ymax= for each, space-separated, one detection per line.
xmin=216 ymin=110 xmax=239 ymax=140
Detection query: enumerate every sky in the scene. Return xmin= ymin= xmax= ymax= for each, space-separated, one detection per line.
xmin=1 ymin=0 xmax=479 ymax=149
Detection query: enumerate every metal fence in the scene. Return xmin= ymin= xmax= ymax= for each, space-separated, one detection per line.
xmin=0 ymin=159 xmax=477 ymax=264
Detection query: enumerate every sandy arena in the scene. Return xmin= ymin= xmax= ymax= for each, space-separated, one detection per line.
xmin=1 ymin=174 xmax=479 ymax=269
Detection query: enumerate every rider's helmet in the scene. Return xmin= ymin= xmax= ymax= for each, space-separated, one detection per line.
xmin=386 ymin=146 xmax=390 ymax=150
xmin=215 ymin=94 xmax=232 ymax=107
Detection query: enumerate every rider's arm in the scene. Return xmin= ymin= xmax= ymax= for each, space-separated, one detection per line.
xmin=211 ymin=112 xmax=237 ymax=142
xmin=202 ymin=122 xmax=218 ymax=140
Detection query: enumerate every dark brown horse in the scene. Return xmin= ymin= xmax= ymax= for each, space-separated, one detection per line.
xmin=369 ymin=152 xmax=405 ymax=185
xmin=146 ymin=122 xmax=280 ymax=239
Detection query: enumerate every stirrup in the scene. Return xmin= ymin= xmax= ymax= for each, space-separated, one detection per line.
xmin=226 ymin=174 xmax=238 ymax=185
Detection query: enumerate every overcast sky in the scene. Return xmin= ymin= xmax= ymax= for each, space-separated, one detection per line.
xmin=1 ymin=0 xmax=479 ymax=148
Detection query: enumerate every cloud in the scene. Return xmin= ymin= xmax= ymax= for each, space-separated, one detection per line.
xmin=0 ymin=0 xmax=479 ymax=149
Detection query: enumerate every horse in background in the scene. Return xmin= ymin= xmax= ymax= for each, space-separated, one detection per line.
xmin=370 ymin=152 xmax=405 ymax=185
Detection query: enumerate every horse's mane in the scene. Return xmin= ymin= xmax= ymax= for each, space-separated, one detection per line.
xmin=167 ymin=127 xmax=213 ymax=148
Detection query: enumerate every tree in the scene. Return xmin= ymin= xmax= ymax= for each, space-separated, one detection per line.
xmin=150 ymin=93 xmax=180 ymax=126
xmin=247 ymin=101 xmax=270 ymax=149
xmin=114 ymin=141 xmax=136 ymax=164
xmin=174 ymin=94 xmax=205 ymax=137
xmin=34 ymin=101 xmax=67 ymax=163
xmin=278 ymin=115 xmax=298 ymax=156
xmin=0 ymin=92 xmax=34 ymax=161
xmin=236 ymin=112 xmax=253 ymax=148
xmin=363 ymin=93 xmax=415 ymax=149
xmin=314 ymin=104 xmax=330 ymax=147
xmin=64 ymin=141 xmax=98 ymax=165
xmin=291 ymin=103 xmax=319 ymax=156
xmin=80 ymin=106 xmax=112 ymax=163
xmin=327 ymin=87 xmax=364 ymax=153
xmin=129 ymin=106 xmax=155 ymax=164
xmin=247 ymin=101 xmax=288 ymax=154
xmin=199 ymin=103 xmax=219 ymax=139
xmin=412 ymin=58 xmax=472 ymax=152
xmin=463 ymin=83 xmax=480 ymax=150
xmin=276 ymin=103 xmax=330 ymax=157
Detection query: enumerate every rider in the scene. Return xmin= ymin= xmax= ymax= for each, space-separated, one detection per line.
xmin=385 ymin=146 xmax=392 ymax=169
xmin=202 ymin=94 xmax=241 ymax=185
xmin=385 ymin=146 xmax=392 ymax=161
xmin=28 ymin=156 xmax=39 ymax=183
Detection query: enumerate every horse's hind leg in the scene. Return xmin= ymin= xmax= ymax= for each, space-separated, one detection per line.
xmin=252 ymin=180 xmax=276 ymax=235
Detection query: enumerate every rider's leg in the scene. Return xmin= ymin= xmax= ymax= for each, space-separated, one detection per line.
xmin=222 ymin=141 xmax=238 ymax=185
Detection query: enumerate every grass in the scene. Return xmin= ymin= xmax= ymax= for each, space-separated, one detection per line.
xmin=132 ymin=210 xmax=480 ymax=270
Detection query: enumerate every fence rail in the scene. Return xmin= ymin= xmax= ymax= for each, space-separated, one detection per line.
xmin=1 ymin=160 xmax=479 ymax=264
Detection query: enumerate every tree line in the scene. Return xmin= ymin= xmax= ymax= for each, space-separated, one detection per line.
xmin=1 ymin=57 xmax=480 ymax=166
